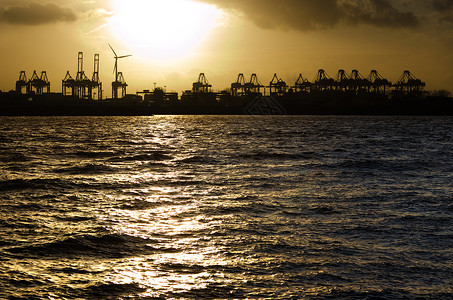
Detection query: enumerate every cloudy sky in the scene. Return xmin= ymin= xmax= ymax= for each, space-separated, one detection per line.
xmin=1 ymin=0 xmax=453 ymax=95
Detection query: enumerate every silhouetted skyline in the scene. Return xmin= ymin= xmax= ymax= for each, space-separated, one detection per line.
xmin=1 ymin=0 xmax=452 ymax=96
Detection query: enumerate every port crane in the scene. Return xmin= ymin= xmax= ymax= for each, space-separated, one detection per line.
xmin=393 ymin=70 xmax=425 ymax=95
xmin=269 ymin=73 xmax=287 ymax=95
xmin=294 ymin=74 xmax=311 ymax=93
xmin=16 ymin=71 xmax=28 ymax=94
xmin=61 ymin=52 xmax=102 ymax=100
xmin=192 ymin=73 xmax=212 ymax=93
xmin=29 ymin=71 xmax=50 ymax=95
xmin=244 ymin=74 xmax=264 ymax=94
xmin=313 ymin=69 xmax=335 ymax=92
xmin=231 ymin=73 xmax=246 ymax=96
xmin=367 ymin=70 xmax=391 ymax=94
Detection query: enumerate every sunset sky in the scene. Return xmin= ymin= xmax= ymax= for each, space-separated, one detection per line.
xmin=1 ymin=0 xmax=453 ymax=96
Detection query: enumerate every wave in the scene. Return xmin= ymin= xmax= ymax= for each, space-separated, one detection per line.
xmin=151 ymin=178 xmax=207 ymax=187
xmin=177 ymin=155 xmax=218 ymax=164
xmin=118 ymin=199 xmax=164 ymax=210
xmin=0 ymin=152 xmax=33 ymax=163
xmin=158 ymin=262 xmax=206 ymax=274
xmin=237 ymin=151 xmax=318 ymax=160
xmin=308 ymin=205 xmax=341 ymax=215
xmin=165 ymin=283 xmax=246 ymax=299
xmin=204 ymin=200 xmax=279 ymax=217
xmin=0 ymin=177 xmax=167 ymax=191
xmin=7 ymin=277 xmax=47 ymax=289
xmin=318 ymin=288 xmax=453 ymax=299
xmin=54 ymin=163 xmax=118 ymax=175
xmin=0 ymin=134 xmax=13 ymax=144
xmin=49 ymin=266 xmax=102 ymax=275
xmin=334 ymin=158 xmax=443 ymax=173
xmin=73 ymin=150 xmax=121 ymax=158
xmin=3 ymin=203 xmax=51 ymax=212
xmin=82 ymin=282 xmax=145 ymax=298
xmin=108 ymin=151 xmax=173 ymax=163
xmin=0 ymin=178 xmax=67 ymax=191
xmin=5 ymin=233 xmax=160 ymax=258
xmin=53 ymin=215 xmax=96 ymax=222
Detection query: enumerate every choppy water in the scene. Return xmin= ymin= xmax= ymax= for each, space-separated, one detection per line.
xmin=0 ymin=115 xmax=452 ymax=299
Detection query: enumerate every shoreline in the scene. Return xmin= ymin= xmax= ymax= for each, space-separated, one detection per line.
xmin=1 ymin=91 xmax=453 ymax=116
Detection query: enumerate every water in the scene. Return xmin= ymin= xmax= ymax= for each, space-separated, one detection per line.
xmin=0 ymin=115 xmax=452 ymax=299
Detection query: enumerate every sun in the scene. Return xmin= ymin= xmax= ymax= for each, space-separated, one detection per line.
xmin=109 ymin=0 xmax=220 ymax=63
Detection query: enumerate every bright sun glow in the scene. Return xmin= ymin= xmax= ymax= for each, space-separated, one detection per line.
xmin=110 ymin=0 xmax=220 ymax=63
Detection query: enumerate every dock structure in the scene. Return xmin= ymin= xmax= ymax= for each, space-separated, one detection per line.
xmin=231 ymin=73 xmax=246 ymax=96
xmin=194 ymin=69 xmax=424 ymax=104
xmin=294 ymin=74 xmax=311 ymax=93
xmin=15 ymin=71 xmax=28 ymax=94
xmin=244 ymin=74 xmax=264 ymax=94
xmin=15 ymin=70 xmax=50 ymax=95
xmin=90 ymin=54 xmax=102 ymax=100
xmin=29 ymin=71 xmax=50 ymax=95
xmin=313 ymin=69 xmax=335 ymax=92
xmin=367 ymin=70 xmax=391 ymax=94
xmin=13 ymin=63 xmax=430 ymax=105
xmin=393 ymin=70 xmax=426 ymax=95
xmin=335 ymin=69 xmax=349 ymax=91
xmin=112 ymin=72 xmax=127 ymax=99
xmin=348 ymin=70 xmax=369 ymax=93
xmin=62 ymin=52 xmax=102 ymax=100
xmin=192 ymin=73 xmax=212 ymax=93
xmin=180 ymin=73 xmax=217 ymax=105
xmin=62 ymin=71 xmax=75 ymax=96
xmin=75 ymin=52 xmax=91 ymax=99
xmin=5 ymin=64 xmax=452 ymax=116
xmin=230 ymin=73 xmax=264 ymax=96
xmin=269 ymin=73 xmax=288 ymax=96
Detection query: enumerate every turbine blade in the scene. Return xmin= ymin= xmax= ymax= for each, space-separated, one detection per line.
xmin=118 ymin=55 xmax=132 ymax=59
xmin=108 ymin=43 xmax=117 ymax=57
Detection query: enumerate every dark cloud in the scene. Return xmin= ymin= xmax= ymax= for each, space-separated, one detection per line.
xmin=203 ymin=0 xmax=342 ymax=30
xmin=203 ymin=0 xmax=419 ymax=30
xmin=430 ymin=0 xmax=453 ymax=23
xmin=0 ymin=2 xmax=77 ymax=25
xmin=341 ymin=0 xmax=419 ymax=28
xmin=431 ymin=0 xmax=453 ymax=11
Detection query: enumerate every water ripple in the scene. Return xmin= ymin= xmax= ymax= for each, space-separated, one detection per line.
xmin=0 ymin=116 xmax=452 ymax=299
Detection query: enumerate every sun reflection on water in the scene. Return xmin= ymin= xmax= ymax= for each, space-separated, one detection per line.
xmin=106 ymin=249 xmax=227 ymax=297
xmin=100 ymin=169 xmax=228 ymax=296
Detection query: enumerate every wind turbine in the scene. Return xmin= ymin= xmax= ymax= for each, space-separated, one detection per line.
xmin=109 ymin=43 xmax=132 ymax=81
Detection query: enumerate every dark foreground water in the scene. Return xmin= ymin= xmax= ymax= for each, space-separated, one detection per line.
xmin=0 ymin=116 xmax=452 ymax=299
